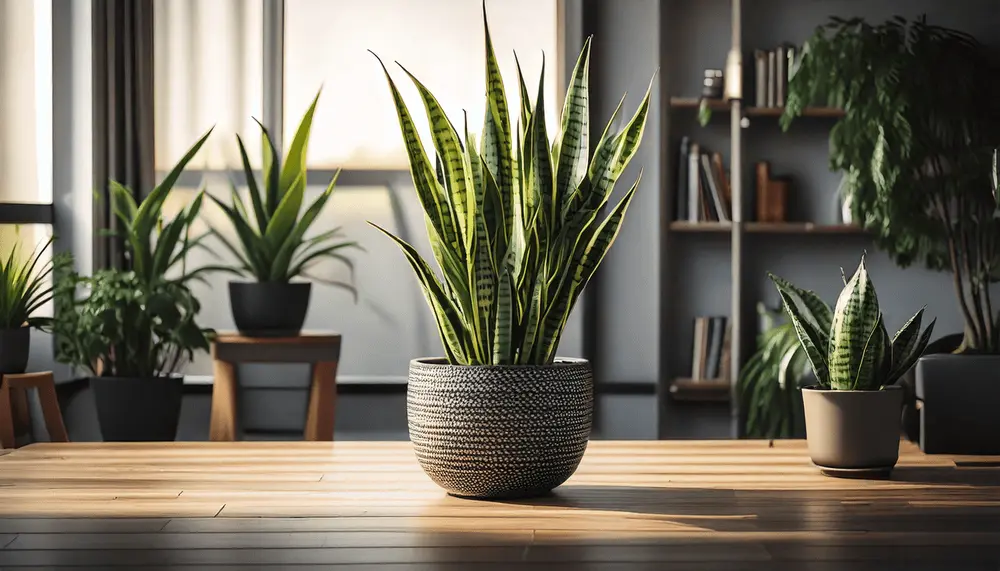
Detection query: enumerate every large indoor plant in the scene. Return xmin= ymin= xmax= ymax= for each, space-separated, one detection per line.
xmin=781 ymin=16 xmax=1000 ymax=453
xmin=370 ymin=9 xmax=652 ymax=499
xmin=210 ymin=91 xmax=360 ymax=337
xmin=53 ymin=132 xmax=215 ymax=442
xmin=0 ymin=236 xmax=71 ymax=375
xmin=770 ymin=254 xmax=934 ymax=475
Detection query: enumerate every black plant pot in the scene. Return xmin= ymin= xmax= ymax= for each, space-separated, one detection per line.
xmin=916 ymin=354 xmax=1000 ymax=455
xmin=91 ymin=376 xmax=184 ymax=442
xmin=229 ymin=281 xmax=311 ymax=337
xmin=0 ymin=327 xmax=30 ymax=376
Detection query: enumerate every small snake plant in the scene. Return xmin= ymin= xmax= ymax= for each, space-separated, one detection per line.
xmin=369 ymin=8 xmax=652 ymax=366
xmin=209 ymin=91 xmax=361 ymax=295
xmin=769 ymin=254 xmax=935 ymax=391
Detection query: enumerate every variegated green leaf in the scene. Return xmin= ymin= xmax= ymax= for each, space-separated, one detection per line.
xmin=768 ymin=273 xmax=833 ymax=343
xmin=888 ymin=317 xmax=936 ymax=383
xmin=554 ymin=36 xmax=592 ymax=215
xmin=890 ymin=307 xmax=925 ymax=366
xmin=851 ymin=312 xmax=887 ymax=390
xmin=774 ymin=286 xmax=832 ymax=386
xmin=492 ymin=257 xmax=514 ymax=364
xmin=828 ymin=255 xmax=882 ymax=389
xmin=530 ymin=58 xmax=555 ymax=228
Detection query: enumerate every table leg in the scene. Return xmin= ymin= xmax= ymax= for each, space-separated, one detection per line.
xmin=37 ymin=380 xmax=69 ymax=442
xmin=210 ymin=359 xmax=239 ymax=441
xmin=304 ymin=361 xmax=338 ymax=441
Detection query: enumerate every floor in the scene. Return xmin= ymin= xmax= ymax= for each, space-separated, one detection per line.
xmin=0 ymin=440 xmax=997 ymax=569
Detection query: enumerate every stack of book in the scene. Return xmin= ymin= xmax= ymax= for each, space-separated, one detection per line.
xmin=690 ymin=316 xmax=732 ymax=381
xmin=753 ymin=44 xmax=796 ymax=108
xmin=674 ymin=137 xmax=732 ymax=223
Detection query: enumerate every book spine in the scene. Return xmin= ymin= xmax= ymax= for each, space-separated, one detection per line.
xmin=719 ymin=319 xmax=733 ymax=381
xmin=705 ymin=317 xmax=725 ymax=379
xmin=688 ymin=142 xmax=701 ymax=222
xmin=701 ymin=154 xmax=727 ymax=223
xmin=676 ymin=137 xmax=689 ymax=221
xmin=691 ymin=318 xmax=705 ymax=380
xmin=754 ymin=50 xmax=766 ymax=108
xmin=766 ymin=50 xmax=776 ymax=107
xmin=755 ymin=162 xmax=771 ymax=222
xmin=711 ymin=152 xmax=732 ymax=219
xmin=776 ymin=46 xmax=787 ymax=107
xmin=698 ymin=155 xmax=718 ymax=222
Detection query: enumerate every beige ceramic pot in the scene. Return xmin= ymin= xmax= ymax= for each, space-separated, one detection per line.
xmin=801 ymin=385 xmax=903 ymax=476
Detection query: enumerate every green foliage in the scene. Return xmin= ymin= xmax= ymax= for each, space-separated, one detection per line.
xmin=209 ymin=90 xmax=361 ymax=295
xmin=782 ymin=15 xmax=1000 ymax=352
xmin=370 ymin=7 xmax=652 ymax=366
xmin=738 ymin=304 xmax=808 ymax=439
xmin=0 ymin=236 xmax=72 ymax=330
xmin=54 ymin=131 xmax=215 ymax=378
xmin=769 ymin=253 xmax=935 ymax=390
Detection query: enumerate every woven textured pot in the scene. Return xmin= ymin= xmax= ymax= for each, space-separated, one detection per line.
xmin=407 ymin=357 xmax=593 ymax=499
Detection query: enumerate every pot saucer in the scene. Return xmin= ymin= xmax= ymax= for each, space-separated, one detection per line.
xmin=812 ymin=463 xmax=894 ymax=479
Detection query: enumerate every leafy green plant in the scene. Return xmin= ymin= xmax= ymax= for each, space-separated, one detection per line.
xmin=369 ymin=9 xmax=652 ymax=366
xmin=209 ymin=91 xmax=360 ymax=294
xmin=54 ymin=132 xmax=215 ymax=378
xmin=0 ymin=236 xmax=72 ymax=330
xmin=781 ymin=15 xmax=1000 ymax=353
xmin=769 ymin=253 xmax=935 ymax=391
xmin=739 ymin=304 xmax=808 ymax=438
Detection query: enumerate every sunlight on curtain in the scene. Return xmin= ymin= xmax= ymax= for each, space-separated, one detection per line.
xmin=153 ymin=0 xmax=262 ymax=170
xmin=284 ymin=0 xmax=560 ymax=170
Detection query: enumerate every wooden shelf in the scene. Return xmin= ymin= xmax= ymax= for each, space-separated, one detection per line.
xmin=669 ymin=221 xmax=867 ymax=235
xmin=668 ymin=97 xmax=844 ymax=118
xmin=669 ymin=378 xmax=731 ymax=403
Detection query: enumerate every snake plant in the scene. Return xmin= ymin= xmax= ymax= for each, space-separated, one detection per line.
xmin=209 ymin=91 xmax=360 ymax=293
xmin=370 ymin=8 xmax=652 ymax=366
xmin=769 ymin=253 xmax=935 ymax=391
xmin=0 ymin=236 xmax=72 ymax=331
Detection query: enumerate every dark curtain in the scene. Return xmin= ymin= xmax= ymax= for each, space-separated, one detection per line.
xmin=92 ymin=0 xmax=154 ymax=271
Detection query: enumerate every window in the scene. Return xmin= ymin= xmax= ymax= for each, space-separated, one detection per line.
xmin=154 ymin=0 xmax=563 ymax=382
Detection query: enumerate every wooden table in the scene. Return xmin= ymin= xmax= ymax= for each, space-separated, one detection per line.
xmin=0 ymin=440 xmax=997 ymax=569
xmin=210 ymin=333 xmax=341 ymax=442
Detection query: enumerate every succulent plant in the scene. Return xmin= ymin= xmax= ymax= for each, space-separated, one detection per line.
xmin=368 ymin=7 xmax=652 ymax=366
xmin=769 ymin=254 xmax=935 ymax=390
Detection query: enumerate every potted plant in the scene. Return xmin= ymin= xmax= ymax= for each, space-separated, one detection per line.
xmin=0 ymin=236 xmax=72 ymax=375
xmin=781 ymin=16 xmax=1000 ymax=454
xmin=209 ymin=91 xmax=361 ymax=337
xmin=53 ymin=132 xmax=217 ymax=442
xmin=769 ymin=254 xmax=935 ymax=475
xmin=368 ymin=8 xmax=652 ymax=499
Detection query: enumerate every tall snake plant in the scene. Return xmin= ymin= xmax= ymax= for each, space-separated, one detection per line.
xmin=769 ymin=254 xmax=935 ymax=391
xmin=370 ymin=8 xmax=652 ymax=366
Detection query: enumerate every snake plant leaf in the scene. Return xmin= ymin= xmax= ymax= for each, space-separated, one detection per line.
xmin=774 ymin=285 xmax=831 ymax=386
xmin=888 ymin=317 xmax=936 ymax=383
xmin=207 ymin=194 xmax=269 ymax=277
xmin=852 ymin=312 xmax=887 ymax=390
xmin=262 ymin=171 xmax=305 ymax=256
xmin=481 ymin=13 xmax=514 ymax=247
xmin=890 ymin=307 xmax=925 ymax=365
xmin=235 ymin=134 xmax=268 ymax=232
xmin=253 ymin=118 xmax=281 ymax=215
xmin=588 ymin=78 xmax=654 ymax=212
xmin=369 ymin=222 xmax=468 ymax=365
xmin=492 ymin=256 xmax=515 ymax=364
xmin=530 ymin=57 xmax=556 ymax=229
xmin=517 ymin=274 xmax=545 ymax=364
xmin=767 ymin=272 xmax=834 ymax=339
xmin=206 ymin=226 xmax=253 ymax=274
xmin=554 ymin=36 xmax=592 ymax=215
xmin=152 ymin=192 xmax=204 ymax=277
xmin=513 ymin=52 xmax=532 ymax=149
xmin=829 ymin=255 xmax=882 ymax=389
xmin=400 ymin=66 xmax=475 ymax=254
xmin=269 ymin=171 xmax=340 ymax=281
xmin=279 ymin=90 xmax=320 ymax=200
xmin=286 ymin=242 xmax=360 ymax=280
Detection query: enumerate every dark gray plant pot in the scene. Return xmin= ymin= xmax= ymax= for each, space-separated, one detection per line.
xmin=915 ymin=354 xmax=1000 ymax=455
xmin=407 ymin=357 xmax=593 ymax=499
xmin=91 ymin=376 xmax=184 ymax=442
xmin=0 ymin=327 xmax=30 ymax=376
xmin=229 ymin=281 xmax=311 ymax=337
xmin=802 ymin=385 xmax=903 ymax=476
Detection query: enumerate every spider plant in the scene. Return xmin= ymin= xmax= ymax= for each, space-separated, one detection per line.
xmin=769 ymin=253 xmax=935 ymax=391
xmin=208 ymin=90 xmax=360 ymax=295
xmin=369 ymin=8 xmax=652 ymax=366
xmin=0 ymin=236 xmax=72 ymax=331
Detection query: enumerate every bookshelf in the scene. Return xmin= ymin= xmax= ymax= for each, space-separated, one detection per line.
xmin=668 ymin=97 xmax=845 ymax=118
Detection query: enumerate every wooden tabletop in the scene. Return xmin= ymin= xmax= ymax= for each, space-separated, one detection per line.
xmin=0 ymin=440 xmax=997 ymax=569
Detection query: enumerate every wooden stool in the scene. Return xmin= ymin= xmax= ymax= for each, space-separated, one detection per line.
xmin=0 ymin=372 xmax=69 ymax=448
xmin=210 ymin=333 xmax=341 ymax=442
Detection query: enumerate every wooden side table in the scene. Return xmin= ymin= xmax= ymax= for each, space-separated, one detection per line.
xmin=209 ymin=333 xmax=342 ymax=442
xmin=0 ymin=372 xmax=69 ymax=448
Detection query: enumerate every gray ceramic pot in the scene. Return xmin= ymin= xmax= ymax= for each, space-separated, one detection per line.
xmin=916 ymin=354 xmax=1000 ymax=454
xmin=802 ymin=385 xmax=903 ymax=474
xmin=407 ymin=357 xmax=593 ymax=499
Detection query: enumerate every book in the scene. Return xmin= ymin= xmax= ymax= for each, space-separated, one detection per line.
xmin=776 ymin=45 xmax=787 ymax=107
xmin=701 ymin=153 xmax=728 ymax=222
xmin=766 ymin=50 xmax=776 ymax=107
xmin=719 ymin=319 xmax=733 ymax=381
xmin=688 ymin=142 xmax=701 ymax=222
xmin=755 ymin=162 xmax=771 ymax=222
xmin=691 ymin=317 xmax=707 ymax=380
xmin=676 ymin=137 xmax=689 ymax=221
xmin=698 ymin=153 xmax=719 ymax=221
xmin=711 ymin=152 xmax=731 ymax=215
xmin=705 ymin=317 xmax=726 ymax=379
xmin=754 ymin=50 xmax=767 ymax=108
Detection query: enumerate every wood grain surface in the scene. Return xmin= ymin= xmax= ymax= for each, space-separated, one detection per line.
xmin=0 ymin=440 xmax=997 ymax=569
